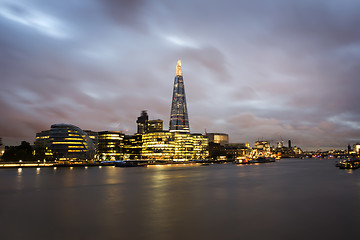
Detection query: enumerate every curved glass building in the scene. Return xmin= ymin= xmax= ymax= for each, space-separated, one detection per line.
xmin=50 ymin=124 xmax=95 ymax=160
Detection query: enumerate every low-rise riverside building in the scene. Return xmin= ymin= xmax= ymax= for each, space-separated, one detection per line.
xmin=34 ymin=124 xmax=95 ymax=162
xmin=50 ymin=124 xmax=95 ymax=161
xmin=97 ymin=131 xmax=124 ymax=160
xmin=142 ymin=131 xmax=208 ymax=161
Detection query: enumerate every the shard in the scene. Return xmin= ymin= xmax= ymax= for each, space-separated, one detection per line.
xmin=169 ymin=60 xmax=190 ymax=133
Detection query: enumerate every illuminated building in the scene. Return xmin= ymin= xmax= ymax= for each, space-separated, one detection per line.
xmin=225 ymin=143 xmax=251 ymax=159
xmin=254 ymin=140 xmax=271 ymax=152
xmin=34 ymin=130 xmax=52 ymax=158
xmin=206 ymin=133 xmax=229 ymax=146
xmin=354 ymin=143 xmax=360 ymax=154
xmin=50 ymin=124 xmax=95 ymax=160
xmin=98 ymin=131 xmax=124 ymax=160
xmin=136 ymin=110 xmax=163 ymax=134
xmin=35 ymin=130 xmax=51 ymax=148
xmin=148 ymin=119 xmax=163 ymax=132
xmin=142 ymin=131 xmax=174 ymax=160
xmin=123 ymin=134 xmax=142 ymax=160
xmin=137 ymin=110 xmax=149 ymax=134
xmin=0 ymin=146 xmax=4 ymax=158
xmin=169 ymin=60 xmax=190 ymax=133
xmin=293 ymin=146 xmax=303 ymax=155
xmin=189 ymin=133 xmax=209 ymax=160
xmin=84 ymin=130 xmax=98 ymax=149
xmin=0 ymin=137 xmax=4 ymax=157
xmin=142 ymin=131 xmax=208 ymax=161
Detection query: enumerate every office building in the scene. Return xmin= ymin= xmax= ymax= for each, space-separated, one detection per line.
xmin=169 ymin=60 xmax=190 ymax=133
xmin=123 ymin=134 xmax=142 ymax=160
xmin=148 ymin=119 xmax=163 ymax=132
xmin=136 ymin=110 xmax=164 ymax=134
xmin=254 ymin=140 xmax=271 ymax=152
xmin=225 ymin=143 xmax=251 ymax=159
xmin=142 ymin=131 xmax=208 ymax=161
xmin=137 ymin=110 xmax=149 ymax=134
xmin=50 ymin=124 xmax=95 ymax=160
xmin=34 ymin=130 xmax=51 ymax=149
xmin=97 ymin=131 xmax=124 ymax=160
xmin=206 ymin=133 xmax=229 ymax=146
xmin=84 ymin=130 xmax=98 ymax=149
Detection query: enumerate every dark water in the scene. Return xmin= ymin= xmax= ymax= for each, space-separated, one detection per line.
xmin=0 ymin=158 xmax=359 ymax=240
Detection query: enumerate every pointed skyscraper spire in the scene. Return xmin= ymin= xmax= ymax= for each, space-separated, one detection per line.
xmin=169 ymin=60 xmax=190 ymax=133
xmin=176 ymin=59 xmax=182 ymax=76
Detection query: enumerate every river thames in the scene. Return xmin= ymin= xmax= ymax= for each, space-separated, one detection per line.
xmin=0 ymin=158 xmax=359 ymax=240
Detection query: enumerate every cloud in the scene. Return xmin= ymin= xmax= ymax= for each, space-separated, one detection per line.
xmin=1 ymin=0 xmax=360 ymax=150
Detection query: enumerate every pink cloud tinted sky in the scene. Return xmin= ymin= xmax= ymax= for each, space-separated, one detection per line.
xmin=1 ymin=0 xmax=360 ymax=150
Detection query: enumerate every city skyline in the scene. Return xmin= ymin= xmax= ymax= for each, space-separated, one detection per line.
xmin=1 ymin=0 xmax=360 ymax=150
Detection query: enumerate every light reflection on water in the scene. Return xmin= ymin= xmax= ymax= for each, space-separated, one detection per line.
xmin=0 ymin=158 xmax=360 ymax=240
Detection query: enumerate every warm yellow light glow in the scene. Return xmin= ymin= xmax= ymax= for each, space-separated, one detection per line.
xmin=52 ymin=142 xmax=85 ymax=144
xmin=176 ymin=59 xmax=182 ymax=76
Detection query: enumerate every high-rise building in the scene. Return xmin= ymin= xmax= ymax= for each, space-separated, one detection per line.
xmin=169 ymin=60 xmax=190 ymax=133
xmin=136 ymin=110 xmax=163 ymax=134
xmin=141 ymin=60 xmax=209 ymax=161
xmin=137 ymin=110 xmax=149 ymax=134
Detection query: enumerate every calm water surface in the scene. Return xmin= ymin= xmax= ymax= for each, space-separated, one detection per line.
xmin=0 ymin=158 xmax=359 ymax=240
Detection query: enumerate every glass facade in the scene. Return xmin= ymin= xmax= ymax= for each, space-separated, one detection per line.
xmin=142 ymin=131 xmax=174 ymax=160
xmin=142 ymin=131 xmax=208 ymax=161
xmin=136 ymin=110 xmax=149 ymax=134
xmin=169 ymin=60 xmax=190 ymax=133
xmin=148 ymin=119 xmax=163 ymax=132
xmin=50 ymin=124 xmax=95 ymax=160
xmin=123 ymin=134 xmax=142 ymax=160
xmin=206 ymin=133 xmax=229 ymax=146
xmin=98 ymin=131 xmax=124 ymax=160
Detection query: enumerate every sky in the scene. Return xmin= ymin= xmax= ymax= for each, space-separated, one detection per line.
xmin=1 ymin=0 xmax=360 ymax=150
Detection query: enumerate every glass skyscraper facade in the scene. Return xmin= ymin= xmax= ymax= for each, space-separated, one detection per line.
xmin=169 ymin=60 xmax=190 ymax=133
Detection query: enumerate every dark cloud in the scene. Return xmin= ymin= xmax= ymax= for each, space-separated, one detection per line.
xmin=1 ymin=0 xmax=360 ymax=149
xmin=100 ymin=0 xmax=147 ymax=29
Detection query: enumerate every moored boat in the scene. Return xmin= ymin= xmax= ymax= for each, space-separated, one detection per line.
xmin=337 ymin=159 xmax=360 ymax=169
xmin=115 ymin=160 xmax=149 ymax=167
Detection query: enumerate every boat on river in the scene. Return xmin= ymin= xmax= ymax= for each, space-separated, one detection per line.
xmin=114 ymin=160 xmax=149 ymax=167
xmin=235 ymin=156 xmax=276 ymax=164
xmin=337 ymin=159 xmax=360 ymax=169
